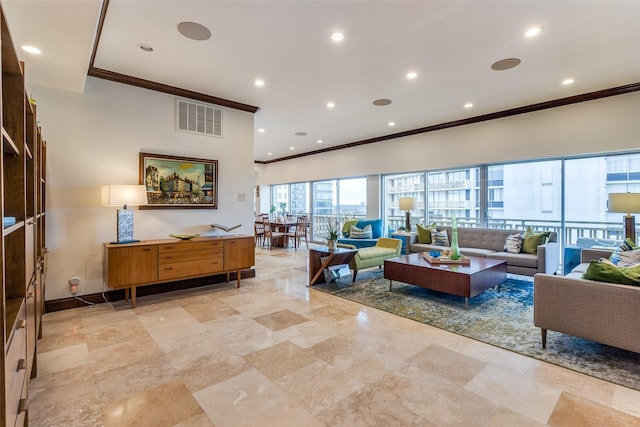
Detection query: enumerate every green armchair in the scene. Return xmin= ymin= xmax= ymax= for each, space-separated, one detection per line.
xmin=338 ymin=237 xmax=402 ymax=282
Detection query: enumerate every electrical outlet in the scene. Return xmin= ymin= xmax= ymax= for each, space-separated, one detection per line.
xmin=69 ymin=277 xmax=80 ymax=295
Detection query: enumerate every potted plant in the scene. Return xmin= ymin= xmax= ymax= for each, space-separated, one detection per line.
xmin=327 ymin=220 xmax=339 ymax=250
xmin=269 ymin=205 xmax=276 ymax=220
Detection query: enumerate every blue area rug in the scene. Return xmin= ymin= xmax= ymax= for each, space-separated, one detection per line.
xmin=313 ymin=270 xmax=640 ymax=391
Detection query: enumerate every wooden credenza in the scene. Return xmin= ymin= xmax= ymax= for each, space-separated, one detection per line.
xmin=103 ymin=235 xmax=255 ymax=307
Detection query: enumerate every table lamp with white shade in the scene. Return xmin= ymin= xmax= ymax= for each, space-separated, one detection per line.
xmin=101 ymin=184 xmax=148 ymax=243
xmin=608 ymin=192 xmax=640 ymax=241
xmin=399 ymin=197 xmax=417 ymax=232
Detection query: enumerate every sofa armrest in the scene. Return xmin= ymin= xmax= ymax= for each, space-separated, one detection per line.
xmin=337 ymin=243 xmax=357 ymax=250
xmin=537 ymin=241 xmax=560 ymax=274
xmin=377 ymin=237 xmax=403 ymax=255
xmin=581 ymin=248 xmax=614 ymax=263
xmin=533 ymin=273 xmax=640 ymax=353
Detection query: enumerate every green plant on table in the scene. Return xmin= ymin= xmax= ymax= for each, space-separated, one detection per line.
xmin=327 ymin=220 xmax=339 ymax=241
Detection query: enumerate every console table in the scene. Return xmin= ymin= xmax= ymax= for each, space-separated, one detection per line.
xmin=103 ymin=235 xmax=255 ymax=307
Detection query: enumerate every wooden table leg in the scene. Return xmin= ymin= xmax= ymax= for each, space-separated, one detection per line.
xmin=131 ymin=286 xmax=136 ymax=308
xmin=236 ymin=270 xmax=241 ymax=288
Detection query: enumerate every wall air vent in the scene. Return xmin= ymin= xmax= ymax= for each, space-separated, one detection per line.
xmin=176 ymin=99 xmax=222 ymax=137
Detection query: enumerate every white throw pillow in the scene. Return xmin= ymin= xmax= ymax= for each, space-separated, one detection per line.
xmin=504 ymin=233 xmax=523 ymax=254
xmin=350 ymin=224 xmax=373 ymax=239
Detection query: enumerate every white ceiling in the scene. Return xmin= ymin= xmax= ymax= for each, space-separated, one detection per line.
xmin=3 ymin=0 xmax=640 ymax=162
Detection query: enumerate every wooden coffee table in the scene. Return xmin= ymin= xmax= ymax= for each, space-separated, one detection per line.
xmin=384 ymin=253 xmax=507 ymax=309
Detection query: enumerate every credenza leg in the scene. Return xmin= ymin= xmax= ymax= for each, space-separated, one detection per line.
xmin=131 ymin=286 xmax=136 ymax=308
xmin=237 ymin=270 xmax=241 ymax=288
xmin=464 ymin=297 xmax=469 ymax=310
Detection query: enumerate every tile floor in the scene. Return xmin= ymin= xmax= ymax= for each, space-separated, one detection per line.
xmin=30 ymin=245 xmax=640 ymax=426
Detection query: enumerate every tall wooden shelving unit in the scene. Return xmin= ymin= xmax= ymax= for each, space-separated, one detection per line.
xmin=1 ymin=5 xmax=46 ymax=426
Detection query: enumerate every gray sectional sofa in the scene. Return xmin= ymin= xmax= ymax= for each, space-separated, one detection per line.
xmin=534 ymin=248 xmax=640 ymax=353
xmin=410 ymin=226 xmax=559 ymax=276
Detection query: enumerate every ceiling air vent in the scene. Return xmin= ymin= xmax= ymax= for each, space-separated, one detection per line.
xmin=176 ymin=99 xmax=222 ymax=137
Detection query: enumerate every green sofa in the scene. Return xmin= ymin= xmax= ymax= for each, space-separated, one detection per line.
xmin=339 ymin=237 xmax=402 ymax=282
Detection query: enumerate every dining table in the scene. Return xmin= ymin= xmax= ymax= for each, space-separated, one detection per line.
xmin=255 ymin=219 xmax=299 ymax=247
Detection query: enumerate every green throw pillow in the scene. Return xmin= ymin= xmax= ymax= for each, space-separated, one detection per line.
xmin=521 ymin=231 xmax=550 ymax=254
xmin=582 ymin=260 xmax=640 ymax=286
xmin=416 ymin=223 xmax=435 ymax=244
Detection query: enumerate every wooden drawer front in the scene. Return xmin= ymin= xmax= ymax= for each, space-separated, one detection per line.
xmin=159 ymin=247 xmax=223 ymax=264
xmin=158 ymin=240 xmax=223 ymax=253
xmin=158 ymin=257 xmax=223 ymax=280
xmin=6 ymin=305 xmax=27 ymax=427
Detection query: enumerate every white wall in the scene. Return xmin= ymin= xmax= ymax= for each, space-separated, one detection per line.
xmin=261 ymin=91 xmax=640 ymax=185
xmin=30 ymin=77 xmax=255 ymax=300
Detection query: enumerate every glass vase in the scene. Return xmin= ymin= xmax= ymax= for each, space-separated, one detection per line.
xmin=450 ymin=214 xmax=461 ymax=260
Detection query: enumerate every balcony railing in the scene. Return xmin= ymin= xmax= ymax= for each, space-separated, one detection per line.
xmin=299 ymin=213 xmax=630 ymax=249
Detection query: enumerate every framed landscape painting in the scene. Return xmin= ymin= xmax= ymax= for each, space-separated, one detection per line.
xmin=139 ymin=152 xmax=218 ymax=209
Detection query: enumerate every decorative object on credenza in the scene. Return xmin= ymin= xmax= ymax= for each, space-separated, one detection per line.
xmin=399 ymin=197 xmax=417 ymax=232
xmin=139 ymin=152 xmax=218 ymax=209
xmin=211 ymin=223 xmax=241 ymax=232
xmin=608 ymin=192 xmax=640 ymax=240
xmin=169 ymin=234 xmax=200 ymax=240
xmin=101 ymin=184 xmax=148 ymax=244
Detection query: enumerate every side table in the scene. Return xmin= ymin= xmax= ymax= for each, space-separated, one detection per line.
xmin=391 ymin=231 xmax=418 ymax=255
xmin=308 ymin=247 xmax=358 ymax=286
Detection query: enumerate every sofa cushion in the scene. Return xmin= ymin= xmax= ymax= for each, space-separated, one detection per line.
xmin=337 ymin=238 xmax=377 ymax=249
xmin=431 ymin=229 xmax=450 ymax=246
xmin=341 ymin=219 xmax=360 ymax=237
xmin=616 ymin=248 xmax=640 ymax=266
xmin=356 ymin=219 xmax=384 ymax=239
xmin=487 ymin=251 xmax=538 ymax=268
xmin=582 ymin=260 xmax=640 ymax=286
xmin=504 ymin=233 xmax=523 ymax=254
xmin=356 ymin=247 xmax=397 ymax=261
xmin=522 ymin=231 xmax=550 ymax=254
xmin=609 ymin=238 xmax=638 ymax=265
xmin=349 ymin=224 xmax=372 ymax=239
xmin=416 ymin=223 xmax=435 ymax=244
xmin=460 ymin=247 xmax=495 ymax=257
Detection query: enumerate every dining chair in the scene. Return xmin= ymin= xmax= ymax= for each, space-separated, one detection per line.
xmin=262 ymin=219 xmax=286 ymax=249
xmin=254 ymin=220 xmax=265 ymax=247
xmin=286 ymin=215 xmax=308 ymax=249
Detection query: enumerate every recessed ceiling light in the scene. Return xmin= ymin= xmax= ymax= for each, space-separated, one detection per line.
xmin=525 ymin=27 xmax=542 ymax=37
xmin=294 ymin=132 xmax=308 ymax=136
xmin=254 ymin=79 xmax=265 ymax=87
xmin=562 ymin=78 xmax=575 ymax=85
xmin=491 ymin=58 xmax=521 ymax=71
xmin=406 ymin=71 xmax=417 ymax=79
xmin=138 ymin=44 xmax=153 ymax=52
xmin=267 ymin=152 xmax=272 ymax=156
xmin=327 ymin=102 xmax=335 ymax=108
xmin=177 ymin=22 xmax=211 ymax=41
xmin=388 ymin=122 xmax=396 ymax=127
xmin=258 ymin=128 xmax=265 ymax=133
xmin=464 ymin=103 xmax=473 ymax=109
xmin=331 ymin=32 xmax=344 ymax=42
xmin=21 ymin=45 xmax=41 ymax=55
xmin=373 ymin=99 xmax=392 ymax=106
xmin=289 ymin=146 xmax=295 ymax=150
xmin=317 ymin=139 xmax=323 ymax=143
